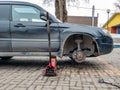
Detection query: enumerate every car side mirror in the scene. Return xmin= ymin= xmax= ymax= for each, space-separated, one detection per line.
xmin=40 ymin=11 xmax=52 ymax=24
xmin=40 ymin=11 xmax=47 ymax=21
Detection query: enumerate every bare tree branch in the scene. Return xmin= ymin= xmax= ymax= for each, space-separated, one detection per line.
xmin=43 ymin=0 xmax=89 ymax=6
xmin=114 ymin=0 xmax=120 ymax=9
xmin=42 ymin=0 xmax=89 ymax=22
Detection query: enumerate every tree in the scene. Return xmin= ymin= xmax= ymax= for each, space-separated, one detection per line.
xmin=114 ymin=0 xmax=120 ymax=9
xmin=55 ymin=0 xmax=67 ymax=22
xmin=43 ymin=0 xmax=89 ymax=22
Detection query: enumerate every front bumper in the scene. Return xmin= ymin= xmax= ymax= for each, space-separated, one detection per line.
xmin=96 ymin=36 xmax=113 ymax=55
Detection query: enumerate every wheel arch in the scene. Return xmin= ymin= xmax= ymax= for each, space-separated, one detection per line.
xmin=59 ymin=33 xmax=99 ymax=57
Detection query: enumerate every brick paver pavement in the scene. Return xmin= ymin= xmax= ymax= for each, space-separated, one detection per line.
xmin=0 ymin=48 xmax=120 ymax=90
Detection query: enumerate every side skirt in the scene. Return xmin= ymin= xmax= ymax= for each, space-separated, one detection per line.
xmin=0 ymin=52 xmax=59 ymax=56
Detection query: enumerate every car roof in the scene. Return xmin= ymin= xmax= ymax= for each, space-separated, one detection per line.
xmin=0 ymin=1 xmax=44 ymax=10
xmin=0 ymin=1 xmax=34 ymax=5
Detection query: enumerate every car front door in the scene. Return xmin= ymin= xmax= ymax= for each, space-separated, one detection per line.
xmin=10 ymin=5 xmax=60 ymax=52
xmin=0 ymin=5 xmax=11 ymax=52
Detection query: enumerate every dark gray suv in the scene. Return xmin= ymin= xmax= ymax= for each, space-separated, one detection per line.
xmin=0 ymin=1 xmax=113 ymax=63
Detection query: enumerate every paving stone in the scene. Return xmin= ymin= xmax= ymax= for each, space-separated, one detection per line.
xmin=12 ymin=87 xmax=27 ymax=90
xmin=35 ymin=86 xmax=42 ymax=90
xmin=0 ymin=49 xmax=119 ymax=90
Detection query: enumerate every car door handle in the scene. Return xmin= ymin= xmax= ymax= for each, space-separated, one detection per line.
xmin=14 ymin=23 xmax=26 ymax=27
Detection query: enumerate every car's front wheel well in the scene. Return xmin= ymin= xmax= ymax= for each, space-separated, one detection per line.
xmin=63 ymin=34 xmax=98 ymax=56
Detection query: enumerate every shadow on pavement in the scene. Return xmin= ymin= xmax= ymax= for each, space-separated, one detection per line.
xmin=0 ymin=57 xmax=101 ymax=70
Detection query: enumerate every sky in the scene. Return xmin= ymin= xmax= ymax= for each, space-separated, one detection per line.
xmin=0 ymin=0 xmax=118 ymax=27
xmin=89 ymin=0 xmax=117 ymax=26
xmin=90 ymin=0 xmax=116 ymax=9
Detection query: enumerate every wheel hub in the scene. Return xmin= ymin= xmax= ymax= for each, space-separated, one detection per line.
xmin=72 ymin=50 xmax=85 ymax=63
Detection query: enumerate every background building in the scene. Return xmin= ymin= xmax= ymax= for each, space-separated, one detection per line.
xmin=103 ymin=13 xmax=120 ymax=34
xmin=67 ymin=16 xmax=98 ymax=26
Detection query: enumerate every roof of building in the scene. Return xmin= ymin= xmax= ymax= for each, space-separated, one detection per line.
xmin=103 ymin=13 xmax=120 ymax=28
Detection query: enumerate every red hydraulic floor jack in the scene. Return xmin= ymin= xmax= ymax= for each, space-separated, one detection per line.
xmin=42 ymin=56 xmax=57 ymax=76
xmin=42 ymin=12 xmax=57 ymax=76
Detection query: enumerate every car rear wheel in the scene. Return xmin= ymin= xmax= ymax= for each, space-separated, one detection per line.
xmin=0 ymin=56 xmax=13 ymax=60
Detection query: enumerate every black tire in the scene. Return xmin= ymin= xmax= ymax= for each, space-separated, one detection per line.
xmin=0 ymin=56 xmax=13 ymax=60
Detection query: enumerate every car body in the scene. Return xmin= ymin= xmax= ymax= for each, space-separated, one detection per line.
xmin=0 ymin=1 xmax=113 ymax=63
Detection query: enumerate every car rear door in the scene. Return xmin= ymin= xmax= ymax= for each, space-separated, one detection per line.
xmin=10 ymin=5 xmax=60 ymax=52
xmin=0 ymin=5 xmax=11 ymax=52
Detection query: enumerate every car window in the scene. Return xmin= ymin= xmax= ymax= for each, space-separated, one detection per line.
xmin=12 ymin=5 xmax=45 ymax=22
xmin=0 ymin=5 xmax=9 ymax=20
